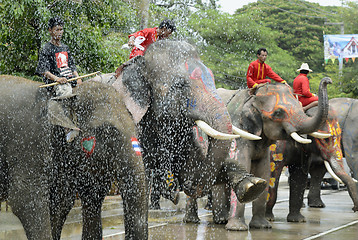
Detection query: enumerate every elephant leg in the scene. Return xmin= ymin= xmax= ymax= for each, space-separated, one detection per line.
xmin=287 ymin=164 xmax=307 ymax=222
xmin=81 ymin=192 xmax=107 ymax=240
xmin=225 ymin=189 xmax=247 ymax=231
xmin=249 ymin=159 xmax=272 ymax=229
xmin=50 ymin=184 xmax=76 ymax=240
xmin=211 ymin=183 xmax=230 ymax=224
xmin=250 ymin=194 xmax=272 ymax=229
xmin=266 ymin=153 xmax=286 ymax=221
xmin=0 ymin=154 xmax=8 ymax=201
xmin=8 ymin=176 xmax=52 ymax=240
xmin=120 ymin=162 xmax=148 ymax=239
xmin=149 ymin=170 xmax=161 ymax=210
xmin=183 ymin=196 xmax=200 ymax=223
xmin=307 ymin=163 xmax=326 ymax=208
xmin=265 ymin=169 xmax=282 ymax=221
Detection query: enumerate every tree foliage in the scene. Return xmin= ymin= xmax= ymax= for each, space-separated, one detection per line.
xmin=0 ymin=0 xmax=137 ymax=78
xmin=187 ymin=9 xmax=297 ymax=88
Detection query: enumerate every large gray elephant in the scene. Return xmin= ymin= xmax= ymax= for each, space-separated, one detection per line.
xmin=95 ymin=40 xmax=268 ymax=224
xmin=266 ymin=103 xmax=358 ymax=223
xmin=213 ymin=79 xmax=331 ymax=230
xmin=0 ymin=76 xmax=148 ymax=239
xmin=290 ymin=97 xmax=358 ymax=211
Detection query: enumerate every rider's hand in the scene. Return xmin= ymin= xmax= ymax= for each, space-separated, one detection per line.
xmin=128 ymin=36 xmax=135 ymax=48
xmin=56 ymin=77 xmax=67 ymax=84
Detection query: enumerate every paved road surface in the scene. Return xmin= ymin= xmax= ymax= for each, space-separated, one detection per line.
xmin=1 ymin=176 xmax=358 ymax=239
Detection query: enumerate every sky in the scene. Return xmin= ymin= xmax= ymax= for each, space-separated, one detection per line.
xmin=217 ymin=0 xmax=351 ymax=15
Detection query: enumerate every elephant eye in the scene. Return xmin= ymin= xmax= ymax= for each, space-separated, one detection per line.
xmin=271 ymin=108 xmax=287 ymax=120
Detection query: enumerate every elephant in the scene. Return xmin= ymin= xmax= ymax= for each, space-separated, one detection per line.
xmin=331 ymin=98 xmax=358 ymax=181
xmin=93 ymin=40 xmax=268 ymax=224
xmin=211 ymin=78 xmax=331 ymax=231
xmin=0 ymin=76 xmax=148 ymax=239
xmin=265 ymin=102 xmax=358 ymax=223
xmin=279 ymin=97 xmax=358 ymax=214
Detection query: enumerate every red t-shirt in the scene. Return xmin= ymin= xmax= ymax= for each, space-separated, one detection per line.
xmin=293 ymin=73 xmax=318 ymax=107
xmin=128 ymin=27 xmax=158 ymax=59
xmin=246 ymin=59 xmax=284 ymax=88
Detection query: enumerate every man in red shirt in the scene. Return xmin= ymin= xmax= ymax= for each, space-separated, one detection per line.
xmin=128 ymin=19 xmax=176 ymax=59
xmin=293 ymin=63 xmax=318 ymax=111
xmin=246 ymin=48 xmax=287 ymax=94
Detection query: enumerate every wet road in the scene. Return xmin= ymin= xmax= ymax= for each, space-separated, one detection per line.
xmin=1 ymin=176 xmax=358 ymax=240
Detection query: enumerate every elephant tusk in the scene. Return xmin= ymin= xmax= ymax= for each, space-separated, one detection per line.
xmin=232 ymin=125 xmax=262 ymax=140
xmin=290 ymin=132 xmax=312 ymax=144
xmin=195 ymin=120 xmax=241 ymax=140
xmin=324 ymin=161 xmax=344 ymax=184
xmin=309 ymin=132 xmax=332 ymax=139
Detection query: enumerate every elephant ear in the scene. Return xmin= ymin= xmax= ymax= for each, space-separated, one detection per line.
xmin=47 ymin=99 xmax=79 ymax=130
xmin=239 ymin=96 xmax=263 ymax=137
xmin=112 ymin=56 xmax=151 ymax=125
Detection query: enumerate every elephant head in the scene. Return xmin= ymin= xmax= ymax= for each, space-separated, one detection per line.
xmin=113 ymin=40 xmax=259 ymax=141
xmin=266 ymin=105 xmax=358 ymax=224
xmin=235 ymin=77 xmax=331 ymax=143
xmin=93 ymin=41 xmax=266 ymax=215
xmin=307 ymin=105 xmax=358 ymax=212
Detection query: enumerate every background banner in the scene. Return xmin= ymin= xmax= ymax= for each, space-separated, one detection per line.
xmin=324 ymin=34 xmax=358 ymax=62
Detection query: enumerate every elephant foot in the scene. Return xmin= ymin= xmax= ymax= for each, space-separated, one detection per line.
xmin=308 ymin=197 xmax=326 ymax=208
xmin=352 ymin=205 xmax=358 ymax=212
xmin=225 ymin=218 xmax=248 ymax=231
xmin=287 ymin=212 xmax=306 ymax=222
xmin=265 ymin=211 xmax=275 ymax=221
xmin=236 ymin=176 xmax=267 ymax=203
xmin=183 ymin=213 xmax=201 ymax=223
xmin=249 ymin=216 xmax=272 ymax=229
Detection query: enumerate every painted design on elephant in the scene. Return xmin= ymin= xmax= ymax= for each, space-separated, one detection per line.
xmin=259 ymin=89 xmax=305 ymax=126
xmin=267 ymin=142 xmax=286 ymax=202
xmin=230 ymin=190 xmax=238 ymax=218
xmin=81 ymin=136 xmax=96 ymax=157
xmin=268 ymin=143 xmax=286 ymax=189
xmin=166 ymin=171 xmax=175 ymax=187
xmin=187 ymin=98 xmax=197 ymax=110
xmin=315 ymin=120 xmax=345 ymax=170
xmin=270 ymin=162 xmax=276 ymax=173
xmin=131 ymin=137 xmax=142 ymax=156
xmin=269 ymin=177 xmax=276 ymax=188
xmin=229 ymin=139 xmax=239 ymax=161
xmin=192 ymin=125 xmax=209 ymax=156
xmin=185 ymin=60 xmax=223 ymax=104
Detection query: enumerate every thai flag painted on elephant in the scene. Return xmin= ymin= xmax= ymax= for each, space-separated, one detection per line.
xmin=131 ymin=137 xmax=142 ymax=156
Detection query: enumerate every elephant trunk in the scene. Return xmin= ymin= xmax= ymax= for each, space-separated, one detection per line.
xmin=325 ymin=158 xmax=358 ymax=211
xmin=297 ymin=77 xmax=332 ymax=134
xmin=189 ymin=85 xmax=260 ymax=140
xmin=189 ymin=91 xmax=234 ymax=137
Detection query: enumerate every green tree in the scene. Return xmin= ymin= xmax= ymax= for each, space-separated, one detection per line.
xmin=236 ymin=0 xmax=342 ymax=72
xmin=0 ymin=0 xmax=136 ymax=77
xmin=187 ymin=9 xmax=298 ymax=88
